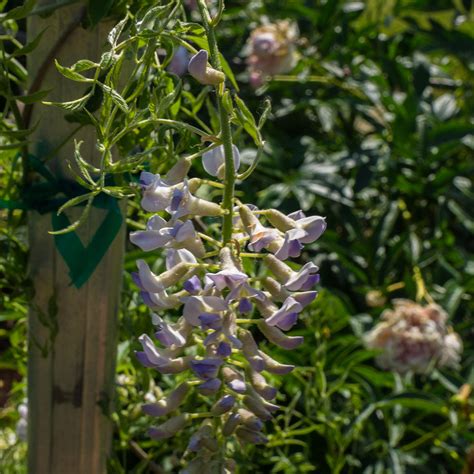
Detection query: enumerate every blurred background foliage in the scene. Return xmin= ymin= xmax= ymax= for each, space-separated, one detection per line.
xmin=0 ymin=0 xmax=473 ymax=472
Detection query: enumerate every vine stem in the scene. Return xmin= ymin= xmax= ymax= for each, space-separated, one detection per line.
xmin=196 ymin=2 xmax=234 ymax=470
xmin=197 ymin=0 xmax=235 ymax=245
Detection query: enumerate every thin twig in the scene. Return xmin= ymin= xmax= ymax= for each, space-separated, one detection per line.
xmin=129 ymin=440 xmax=165 ymax=474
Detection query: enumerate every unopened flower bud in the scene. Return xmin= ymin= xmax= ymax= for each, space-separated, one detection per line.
xmin=142 ymin=382 xmax=190 ymax=417
xmin=165 ymin=158 xmax=192 ymax=184
xmin=188 ymin=49 xmax=225 ymax=85
xmin=222 ymin=367 xmax=246 ymax=393
xmin=239 ymin=329 xmax=265 ymax=371
xmin=237 ymin=408 xmax=264 ymax=431
xmin=188 ymin=422 xmax=218 ymax=452
xmin=235 ymin=426 xmax=268 ymax=444
xmin=257 ymin=320 xmax=304 ymax=350
xmin=136 ymin=260 xmax=196 ymax=293
xmin=249 ymin=369 xmax=277 ymax=400
xmin=264 ymin=209 xmax=295 ymax=231
xmin=197 ymin=378 xmax=222 ymax=395
xmin=242 ymin=393 xmax=278 ymax=421
xmin=258 ymin=350 xmax=295 ymax=375
xmin=264 ymin=255 xmax=319 ymax=291
xmin=191 ymin=358 xmax=223 ymax=380
xmin=222 ymin=412 xmax=241 ymax=436
xmin=149 ymin=413 xmax=189 ymax=439
xmin=211 ymin=395 xmax=235 ymax=415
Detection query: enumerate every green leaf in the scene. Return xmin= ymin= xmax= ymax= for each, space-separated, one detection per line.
xmin=107 ymin=16 xmax=128 ymax=47
xmin=44 ymin=92 xmax=93 ymax=112
xmin=15 ymin=89 xmax=50 ymax=104
xmin=234 ymin=94 xmax=262 ymax=146
xmin=71 ymin=59 xmax=98 ymax=73
xmin=377 ymin=393 xmax=445 ymax=413
xmin=12 ymin=29 xmax=46 ymax=57
xmin=0 ymin=0 xmax=35 ymax=21
xmin=54 ymin=60 xmax=95 ymax=82
xmin=100 ymin=84 xmax=129 ymax=113
xmin=57 ymin=192 xmax=96 ymax=216
xmin=258 ymin=98 xmax=272 ymax=130
xmin=50 ymin=196 xmax=94 ymax=235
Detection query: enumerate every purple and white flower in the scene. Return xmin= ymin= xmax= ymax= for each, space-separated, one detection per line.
xmin=181 ymin=295 xmax=227 ymax=326
xmin=202 ymin=145 xmax=241 ymax=179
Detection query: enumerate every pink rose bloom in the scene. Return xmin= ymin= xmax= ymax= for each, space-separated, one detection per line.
xmin=365 ymin=299 xmax=462 ymax=373
xmin=246 ymin=20 xmax=299 ymax=87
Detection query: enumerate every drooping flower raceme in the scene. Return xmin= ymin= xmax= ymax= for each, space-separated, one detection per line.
xmin=365 ymin=299 xmax=462 ymax=374
xmin=246 ymin=20 xmax=299 ymax=88
xmin=131 ymin=41 xmax=325 ymax=469
xmin=130 ymin=141 xmax=325 ymax=469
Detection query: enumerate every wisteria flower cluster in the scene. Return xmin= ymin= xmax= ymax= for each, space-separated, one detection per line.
xmin=365 ymin=299 xmax=462 ymax=374
xmin=246 ymin=20 xmax=299 ymax=88
xmin=130 ymin=141 xmax=326 ymax=470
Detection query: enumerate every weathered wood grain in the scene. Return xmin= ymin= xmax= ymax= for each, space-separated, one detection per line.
xmin=27 ymin=4 xmax=125 ymax=473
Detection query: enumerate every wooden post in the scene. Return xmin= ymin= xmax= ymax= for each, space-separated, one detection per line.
xmin=27 ymin=4 xmax=125 ymax=473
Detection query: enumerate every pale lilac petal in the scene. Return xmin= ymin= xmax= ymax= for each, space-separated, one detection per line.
xmin=228 ymin=379 xmax=246 ymax=393
xmin=238 ymin=298 xmax=253 ymax=313
xmin=206 ymin=269 xmax=247 ymax=291
xmin=183 ymin=275 xmax=202 ymax=294
xmin=136 ymin=259 xmax=164 ymax=293
xmin=274 ymin=231 xmax=303 ymax=260
xmin=299 ymin=216 xmax=327 ymax=244
xmin=147 ymin=215 xmax=168 ymax=230
xmin=135 ymin=351 xmax=156 ymax=368
xmin=153 ymin=314 xmax=187 ymax=347
xmin=265 ymin=297 xmax=302 ymax=329
xmin=293 ymin=291 xmax=317 ymax=307
xmin=199 ymin=313 xmax=222 ymax=330
xmin=131 ymin=272 xmax=145 ymax=290
xmin=172 ymin=220 xmax=196 ymax=242
xmin=191 ymin=358 xmax=223 ymax=380
xmin=216 ymin=341 xmax=232 ymax=357
xmin=274 ymin=312 xmax=298 ymax=331
xmin=139 ymin=171 xmax=155 ymax=187
xmin=284 ymin=262 xmax=319 ymax=291
xmin=299 ymin=273 xmax=320 ymax=291
xmin=197 ymin=378 xmax=221 ymax=395
xmin=287 ymin=210 xmax=306 ymax=221
xmin=145 ymin=290 xmax=181 ymax=310
xmin=248 ymin=228 xmax=280 ymax=252
xmin=181 ymin=296 xmax=227 ymax=326
xmin=139 ymin=334 xmax=168 ymax=366
xmin=140 ymin=174 xmax=173 ymax=212
xmin=130 ymin=230 xmax=171 ymax=251
xmin=166 ymin=248 xmax=197 ymax=270
xmin=202 ymin=145 xmax=240 ymax=178
xmin=168 ymin=46 xmax=189 ymax=76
